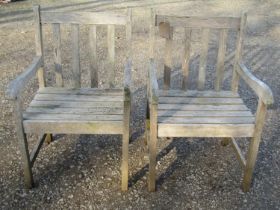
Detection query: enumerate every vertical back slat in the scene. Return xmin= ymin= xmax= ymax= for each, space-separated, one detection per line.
xmin=89 ymin=25 xmax=98 ymax=88
xmin=182 ymin=28 xmax=191 ymax=90
xmin=33 ymin=5 xmax=45 ymax=88
xmin=72 ymin=24 xmax=81 ymax=88
xmin=198 ymin=28 xmax=210 ymax=90
xmin=126 ymin=8 xmax=132 ymax=58
xmin=163 ymin=25 xmax=173 ymax=90
xmin=215 ymin=28 xmax=228 ymax=91
xmin=107 ymin=25 xmax=115 ymax=88
xmin=149 ymin=9 xmax=155 ymax=59
xmin=52 ymin=23 xmax=63 ymax=87
xmin=231 ymin=13 xmax=247 ymax=92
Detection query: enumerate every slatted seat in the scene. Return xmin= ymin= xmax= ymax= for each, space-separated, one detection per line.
xmin=146 ymin=10 xmax=274 ymax=192
xmin=23 ymin=88 xmax=124 ymax=134
xmin=6 ymin=5 xmax=132 ymax=191
xmin=157 ymin=90 xmax=255 ymax=137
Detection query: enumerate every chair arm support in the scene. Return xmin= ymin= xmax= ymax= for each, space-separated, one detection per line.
xmin=237 ymin=62 xmax=274 ymax=105
xmin=124 ymin=59 xmax=132 ymax=102
xmin=5 ymin=56 xmax=43 ymax=100
xmin=148 ymin=59 xmax=159 ymax=105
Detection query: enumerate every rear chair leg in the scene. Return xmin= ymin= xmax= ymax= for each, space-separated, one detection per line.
xmin=221 ymin=137 xmax=231 ymax=146
xmin=45 ymin=133 xmax=53 ymax=144
xmin=144 ymin=100 xmax=150 ymax=146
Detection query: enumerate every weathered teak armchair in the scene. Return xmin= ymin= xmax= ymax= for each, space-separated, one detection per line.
xmin=147 ymin=11 xmax=274 ymax=192
xmin=6 ymin=5 xmax=132 ymax=191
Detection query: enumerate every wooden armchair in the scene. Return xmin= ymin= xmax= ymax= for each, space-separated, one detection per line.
xmin=146 ymin=11 xmax=274 ymax=192
xmin=6 ymin=5 xmax=132 ymax=191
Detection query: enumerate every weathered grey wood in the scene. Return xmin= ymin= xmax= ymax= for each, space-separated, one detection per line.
xmin=14 ymin=99 xmax=34 ymax=188
xmin=243 ymin=100 xmax=267 ymax=192
xmin=237 ymin=63 xmax=274 ymax=105
xmin=41 ymin=11 xmax=128 ymax=25
xmin=198 ymin=28 xmax=210 ymax=90
xmin=149 ymin=59 xmax=159 ymax=104
xmin=89 ymin=25 xmax=98 ymax=87
xmin=158 ymin=97 xmax=243 ymax=104
xmin=6 ymin=56 xmax=43 ymax=100
xmin=52 ymin=23 xmax=63 ymax=87
xmin=182 ymin=28 xmax=191 ymax=90
xmin=126 ymin=8 xmax=132 ymax=58
xmin=30 ymin=100 xmax=123 ymax=108
xmin=158 ymin=104 xmax=249 ymax=111
xmin=158 ymin=116 xmax=255 ymax=124
xmin=149 ymin=9 xmax=155 ymax=59
xmin=33 ymin=5 xmax=45 ymax=88
xmin=156 ymin=15 xmax=241 ymax=29
xmin=148 ymin=104 xmax=157 ymax=191
xmin=23 ymin=113 xmax=123 ymax=121
xmin=163 ymin=24 xmax=173 ymax=90
xmin=158 ymin=124 xmax=254 ymax=137
xmin=38 ymin=87 xmax=123 ymax=95
xmin=23 ymin=120 xmax=123 ymax=134
xmin=26 ymin=107 xmax=123 ymax=115
xmin=34 ymin=94 xmax=123 ymax=101
xmin=230 ymin=137 xmax=246 ymax=169
xmin=158 ymin=110 xmax=253 ymax=117
xmin=30 ymin=134 xmax=47 ymax=167
xmin=107 ymin=25 xmax=115 ymax=88
xmin=72 ymin=24 xmax=81 ymax=88
xmin=124 ymin=60 xmax=132 ymax=101
xmin=231 ymin=13 xmax=247 ymax=92
xmin=215 ymin=29 xmax=228 ymax=91
xmin=159 ymin=90 xmax=239 ymax=98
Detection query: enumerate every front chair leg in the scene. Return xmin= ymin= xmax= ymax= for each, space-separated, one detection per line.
xmin=14 ymin=100 xmax=34 ymax=188
xmin=242 ymin=101 xmax=267 ymax=192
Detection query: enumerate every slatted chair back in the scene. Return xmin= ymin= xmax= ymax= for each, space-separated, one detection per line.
xmin=33 ymin=5 xmax=132 ymax=88
xmin=149 ymin=10 xmax=247 ymax=92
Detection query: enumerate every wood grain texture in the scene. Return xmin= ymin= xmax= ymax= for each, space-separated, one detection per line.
xmin=72 ymin=24 xmax=81 ymax=88
xmin=198 ymin=28 xmax=210 ymax=90
xmin=182 ymin=28 xmax=191 ymax=90
xmin=149 ymin=59 xmax=159 ymax=104
xmin=107 ymin=25 xmax=115 ymax=88
xmin=52 ymin=23 xmax=63 ymax=87
xmin=156 ymin=15 xmax=241 ymax=29
xmin=89 ymin=25 xmax=98 ymax=87
xmin=41 ymin=11 xmax=127 ymax=25
xmin=215 ymin=29 xmax=228 ymax=91
xmin=231 ymin=13 xmax=247 ymax=92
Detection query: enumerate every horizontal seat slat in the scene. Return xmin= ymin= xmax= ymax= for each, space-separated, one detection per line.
xmin=23 ymin=113 xmax=123 ymax=121
xmin=38 ymin=87 xmax=124 ymax=96
xmin=158 ymin=97 xmax=243 ymax=104
xmin=26 ymin=107 xmax=123 ymax=115
xmin=158 ymin=110 xmax=253 ymax=117
xmin=156 ymin=15 xmax=241 ymax=29
xmin=158 ymin=104 xmax=249 ymax=111
xmin=158 ymin=90 xmax=239 ymax=98
xmin=158 ymin=124 xmax=254 ymax=137
xmin=158 ymin=116 xmax=255 ymax=124
xmin=41 ymin=12 xmax=127 ymax=25
xmin=30 ymin=100 xmax=123 ymax=108
xmin=23 ymin=120 xmax=123 ymax=134
xmin=34 ymin=94 xmax=123 ymax=102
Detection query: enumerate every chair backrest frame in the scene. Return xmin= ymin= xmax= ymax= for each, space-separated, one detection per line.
xmin=150 ymin=9 xmax=247 ymax=92
xmin=33 ymin=5 xmax=132 ymax=88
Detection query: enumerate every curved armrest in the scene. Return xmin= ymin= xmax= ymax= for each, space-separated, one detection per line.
xmin=124 ymin=59 xmax=132 ymax=101
xmin=6 ymin=56 xmax=43 ymax=100
xmin=237 ymin=62 xmax=274 ymax=105
xmin=149 ymin=59 xmax=159 ymax=104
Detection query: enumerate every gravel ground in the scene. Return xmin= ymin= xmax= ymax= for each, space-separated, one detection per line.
xmin=0 ymin=0 xmax=280 ymax=209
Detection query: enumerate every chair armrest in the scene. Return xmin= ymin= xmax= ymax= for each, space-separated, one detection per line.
xmin=148 ymin=59 xmax=159 ymax=104
xmin=5 ymin=56 xmax=43 ymax=100
xmin=124 ymin=59 xmax=132 ymax=101
xmin=237 ymin=62 xmax=274 ymax=105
